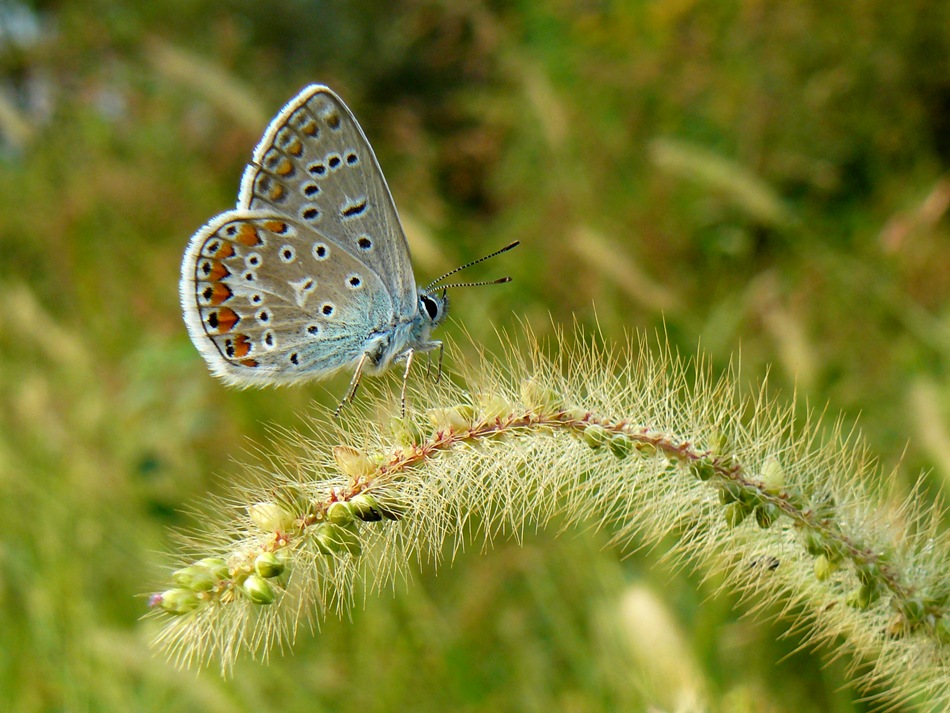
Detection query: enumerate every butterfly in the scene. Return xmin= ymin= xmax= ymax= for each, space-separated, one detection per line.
xmin=179 ymin=84 xmax=516 ymax=414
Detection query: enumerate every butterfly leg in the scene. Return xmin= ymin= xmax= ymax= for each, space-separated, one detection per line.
xmin=421 ymin=342 xmax=444 ymax=384
xmin=433 ymin=341 xmax=444 ymax=384
xmin=335 ymin=352 xmax=370 ymax=418
xmin=400 ymin=349 xmax=415 ymax=418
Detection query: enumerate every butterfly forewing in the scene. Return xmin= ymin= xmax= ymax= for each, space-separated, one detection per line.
xmin=237 ymin=85 xmax=417 ymax=317
xmin=180 ymin=211 xmax=396 ymax=386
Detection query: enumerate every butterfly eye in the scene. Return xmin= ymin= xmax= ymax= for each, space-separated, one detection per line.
xmin=420 ymin=295 xmax=440 ymax=321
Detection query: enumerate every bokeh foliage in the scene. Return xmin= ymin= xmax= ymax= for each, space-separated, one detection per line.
xmin=2 ymin=0 xmax=949 ymax=710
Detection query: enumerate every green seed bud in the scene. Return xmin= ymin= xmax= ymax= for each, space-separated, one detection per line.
xmin=690 ymin=460 xmax=715 ymax=481
xmin=374 ymin=496 xmax=404 ymax=521
xmin=900 ymin=597 xmax=927 ymax=623
xmin=719 ymin=479 xmax=743 ymax=505
xmin=563 ymin=407 xmax=589 ymax=422
xmin=332 ymin=446 xmax=376 ymax=479
xmin=813 ymin=554 xmax=839 ymax=581
xmin=607 ymin=434 xmax=632 ymax=459
xmin=314 ymin=523 xmax=362 ymax=556
xmin=254 ymin=551 xmax=285 ymax=579
xmin=846 ymin=584 xmax=878 ymax=611
xmin=801 ymin=530 xmax=827 ymax=557
xmin=242 ymin=574 xmax=276 ymax=604
xmin=935 ymin=616 xmax=950 ymax=644
xmin=195 ymin=557 xmax=229 ymax=580
xmin=158 ymin=588 xmax=201 ymax=615
xmin=813 ymin=495 xmax=837 ymax=521
xmin=327 ymin=501 xmax=354 ymax=526
xmin=426 ymin=405 xmax=477 ymax=432
xmin=635 ymin=441 xmax=658 ymax=457
xmin=172 ymin=564 xmax=216 ymax=592
xmin=855 ymin=560 xmax=881 ymax=587
xmin=520 ymin=379 xmax=563 ymax=413
xmin=754 ymin=503 xmax=779 ymax=529
xmin=759 ymin=457 xmax=785 ymax=494
xmin=390 ymin=417 xmax=422 ymax=449
xmin=249 ymin=501 xmax=296 ymax=533
xmin=583 ymin=425 xmax=608 ymax=449
xmin=724 ymin=502 xmax=751 ymax=528
xmin=479 ymin=394 xmax=512 ymax=422
xmin=885 ymin=612 xmax=911 ymax=638
xmin=349 ymin=493 xmax=383 ymax=522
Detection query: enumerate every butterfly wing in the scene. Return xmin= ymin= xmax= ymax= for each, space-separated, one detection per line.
xmin=180 ymin=211 xmax=396 ymax=387
xmin=237 ymin=85 xmax=417 ymax=318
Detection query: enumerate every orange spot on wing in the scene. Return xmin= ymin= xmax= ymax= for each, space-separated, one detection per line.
xmin=206 ymin=261 xmax=230 ymax=281
xmin=239 ymin=359 xmax=259 ymax=368
xmin=269 ymin=183 xmax=285 ymax=202
xmin=213 ymin=241 xmax=235 ymax=259
xmin=235 ymin=223 xmax=263 ymax=246
xmin=301 ymin=120 xmax=318 ymax=136
xmin=232 ymin=334 xmax=252 ymax=357
xmin=263 ymin=220 xmax=288 ymax=234
xmin=286 ymin=138 xmax=303 ymax=157
xmin=276 ymin=158 xmax=294 ymax=175
xmin=214 ymin=307 xmax=240 ymax=333
xmin=209 ymin=283 xmax=233 ymax=305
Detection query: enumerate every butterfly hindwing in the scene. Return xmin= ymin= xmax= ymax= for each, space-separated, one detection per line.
xmin=180 ymin=210 xmax=396 ymax=386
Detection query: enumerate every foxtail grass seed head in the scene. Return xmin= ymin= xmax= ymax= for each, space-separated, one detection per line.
xmin=248 ymin=502 xmax=296 ymax=533
xmin=148 ymin=327 xmax=950 ymax=709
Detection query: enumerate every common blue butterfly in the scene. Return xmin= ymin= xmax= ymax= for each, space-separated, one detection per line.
xmin=180 ymin=85 xmax=515 ymax=413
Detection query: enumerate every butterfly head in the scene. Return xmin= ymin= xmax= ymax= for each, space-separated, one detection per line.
xmin=418 ymin=289 xmax=449 ymax=330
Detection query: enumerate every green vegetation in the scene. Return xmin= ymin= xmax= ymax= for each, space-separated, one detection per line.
xmin=2 ymin=2 xmax=950 ymax=711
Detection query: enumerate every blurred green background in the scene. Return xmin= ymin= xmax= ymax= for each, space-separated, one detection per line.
xmin=2 ymin=1 xmax=949 ymax=710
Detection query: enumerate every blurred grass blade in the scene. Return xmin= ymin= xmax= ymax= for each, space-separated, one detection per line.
xmin=145 ymin=37 xmax=268 ymax=132
xmin=650 ymin=137 xmax=792 ymax=227
xmin=570 ymin=225 xmax=681 ymax=314
xmin=0 ymin=89 xmax=35 ymax=151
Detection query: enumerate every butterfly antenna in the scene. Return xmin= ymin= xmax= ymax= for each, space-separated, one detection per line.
xmin=423 ymin=241 xmax=520 ymax=292
xmin=426 ymin=277 xmax=512 ymax=294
